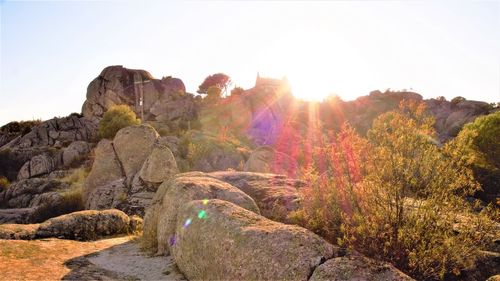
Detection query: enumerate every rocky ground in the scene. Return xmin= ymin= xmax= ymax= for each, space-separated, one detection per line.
xmin=0 ymin=235 xmax=185 ymax=281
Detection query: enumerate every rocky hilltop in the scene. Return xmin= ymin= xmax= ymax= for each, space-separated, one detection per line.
xmin=0 ymin=65 xmax=498 ymax=281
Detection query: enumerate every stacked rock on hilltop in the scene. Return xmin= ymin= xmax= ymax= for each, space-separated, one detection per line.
xmin=82 ymin=65 xmax=198 ymax=129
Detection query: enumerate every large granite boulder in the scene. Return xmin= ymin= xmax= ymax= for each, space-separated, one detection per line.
xmin=36 ymin=209 xmax=132 ymax=240
xmin=244 ymin=146 xmax=299 ymax=177
xmin=138 ymin=141 xmax=178 ymax=184
xmin=309 ymin=253 xmax=414 ymax=281
xmin=200 ymin=171 xmax=304 ymax=223
xmin=17 ymin=153 xmax=58 ymax=180
xmin=62 ymin=141 xmax=92 ymax=167
xmin=172 ymin=199 xmax=338 ymax=281
xmin=83 ymin=139 xmax=124 ymax=208
xmin=113 ymin=125 xmax=158 ymax=182
xmin=142 ymin=175 xmax=259 ymax=255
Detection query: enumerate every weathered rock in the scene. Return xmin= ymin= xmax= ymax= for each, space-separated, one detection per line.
xmin=113 ymin=125 xmax=158 ymax=181
xmin=83 ymin=139 xmax=124 ymax=207
xmin=173 ymin=199 xmax=338 ymax=281
xmin=309 ymin=253 xmax=414 ymax=281
xmin=0 ymin=208 xmax=34 ymax=224
xmin=85 ymin=179 xmax=127 ymax=210
xmin=2 ymin=115 xmax=97 ymax=150
xmin=36 ymin=209 xmax=131 ymax=240
xmin=81 ymin=66 xmax=197 ymax=125
xmin=200 ymin=171 xmax=304 ymax=223
xmin=138 ymin=141 xmax=178 ymax=184
xmin=244 ymin=146 xmax=299 ymax=177
xmin=62 ymin=141 xmax=91 ymax=167
xmin=17 ymin=153 xmax=58 ymax=180
xmin=143 ymin=175 xmax=259 ymax=255
xmin=0 ymin=178 xmax=69 ymax=209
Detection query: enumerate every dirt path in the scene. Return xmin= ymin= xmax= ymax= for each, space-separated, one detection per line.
xmin=0 ymin=236 xmax=185 ymax=281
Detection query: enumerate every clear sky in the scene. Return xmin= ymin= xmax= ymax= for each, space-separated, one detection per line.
xmin=0 ymin=0 xmax=499 ymax=125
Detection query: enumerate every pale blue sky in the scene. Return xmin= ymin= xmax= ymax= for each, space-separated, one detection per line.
xmin=0 ymin=0 xmax=499 ymax=125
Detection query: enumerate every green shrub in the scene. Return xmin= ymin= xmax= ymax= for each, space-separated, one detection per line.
xmin=0 ymin=176 xmax=10 ymax=191
xmin=98 ymin=105 xmax=140 ymax=139
xmin=452 ymin=111 xmax=500 ymax=203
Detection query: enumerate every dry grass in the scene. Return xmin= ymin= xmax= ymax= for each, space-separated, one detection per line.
xmin=0 ymin=236 xmax=133 ymax=280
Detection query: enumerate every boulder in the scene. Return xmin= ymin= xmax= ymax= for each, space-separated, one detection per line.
xmin=62 ymin=141 xmax=91 ymax=167
xmin=113 ymin=125 xmax=158 ymax=181
xmin=36 ymin=209 xmax=131 ymax=240
xmin=83 ymin=139 xmax=124 ymax=207
xmin=0 ymin=208 xmax=34 ymax=224
xmin=172 ymin=199 xmax=338 ymax=281
xmin=84 ymin=179 xmax=127 ymax=210
xmin=309 ymin=253 xmax=414 ymax=281
xmin=17 ymin=153 xmax=58 ymax=180
xmin=138 ymin=141 xmax=178 ymax=184
xmin=0 ymin=178 xmax=69 ymax=209
xmin=143 ymin=175 xmax=259 ymax=255
xmin=203 ymin=171 xmax=304 ymax=223
xmin=244 ymin=146 xmax=298 ymax=177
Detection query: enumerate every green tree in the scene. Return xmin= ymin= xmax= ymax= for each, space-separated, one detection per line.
xmin=230 ymin=86 xmax=245 ymax=97
xmin=451 ymin=111 xmax=500 ymax=203
xmin=197 ymin=73 xmax=231 ymax=96
xmin=98 ymin=105 xmax=140 ymax=139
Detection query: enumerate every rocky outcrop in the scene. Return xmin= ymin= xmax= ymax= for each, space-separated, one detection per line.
xmin=203 ymin=171 xmax=304 ymax=223
xmin=0 ymin=178 xmax=69 ymax=209
xmin=83 ymin=125 xmax=178 ymax=216
xmin=244 ymin=146 xmax=299 ymax=177
xmin=142 ymin=174 xmax=259 ymax=255
xmin=36 ymin=209 xmax=133 ymax=240
xmin=426 ymin=99 xmax=491 ymax=140
xmin=17 ymin=153 xmax=58 ymax=180
xmin=81 ymin=66 xmax=198 ymax=128
xmin=1 ymin=115 xmax=97 ymax=150
xmin=172 ymin=199 xmax=338 ymax=281
xmin=309 ymin=253 xmax=414 ymax=281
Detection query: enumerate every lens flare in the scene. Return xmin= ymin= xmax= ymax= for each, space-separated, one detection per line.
xmin=183 ymin=218 xmax=192 ymax=228
xmin=202 ymin=199 xmax=209 ymax=205
xmin=198 ymin=210 xmax=207 ymax=219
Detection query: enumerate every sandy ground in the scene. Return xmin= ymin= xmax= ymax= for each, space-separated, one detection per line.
xmin=0 ymin=235 xmax=185 ymax=281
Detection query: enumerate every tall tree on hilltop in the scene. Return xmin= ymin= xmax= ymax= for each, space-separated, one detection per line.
xmin=197 ymin=73 xmax=231 ymax=96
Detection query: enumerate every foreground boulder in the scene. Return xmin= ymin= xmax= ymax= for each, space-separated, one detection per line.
xmin=309 ymin=253 xmax=414 ymax=281
xmin=172 ymin=199 xmax=338 ymax=281
xmin=142 ymin=175 xmax=259 ymax=254
xmin=36 ymin=209 xmax=132 ymax=240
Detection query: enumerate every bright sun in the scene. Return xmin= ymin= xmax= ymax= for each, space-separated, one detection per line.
xmin=257 ymin=29 xmax=365 ymax=101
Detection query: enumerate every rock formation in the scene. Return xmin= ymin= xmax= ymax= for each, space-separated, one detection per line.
xmin=83 ymin=125 xmax=178 ymax=216
xmin=81 ymin=65 xmax=198 ymax=129
xmin=143 ymin=174 xmax=259 ymax=255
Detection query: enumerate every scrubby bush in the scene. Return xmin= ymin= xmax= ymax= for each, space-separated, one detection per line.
xmin=0 ymin=119 xmax=41 ymax=135
xmin=292 ymin=101 xmax=495 ymax=280
xmin=98 ymin=105 xmax=140 ymax=139
xmin=0 ymin=176 xmax=10 ymax=191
